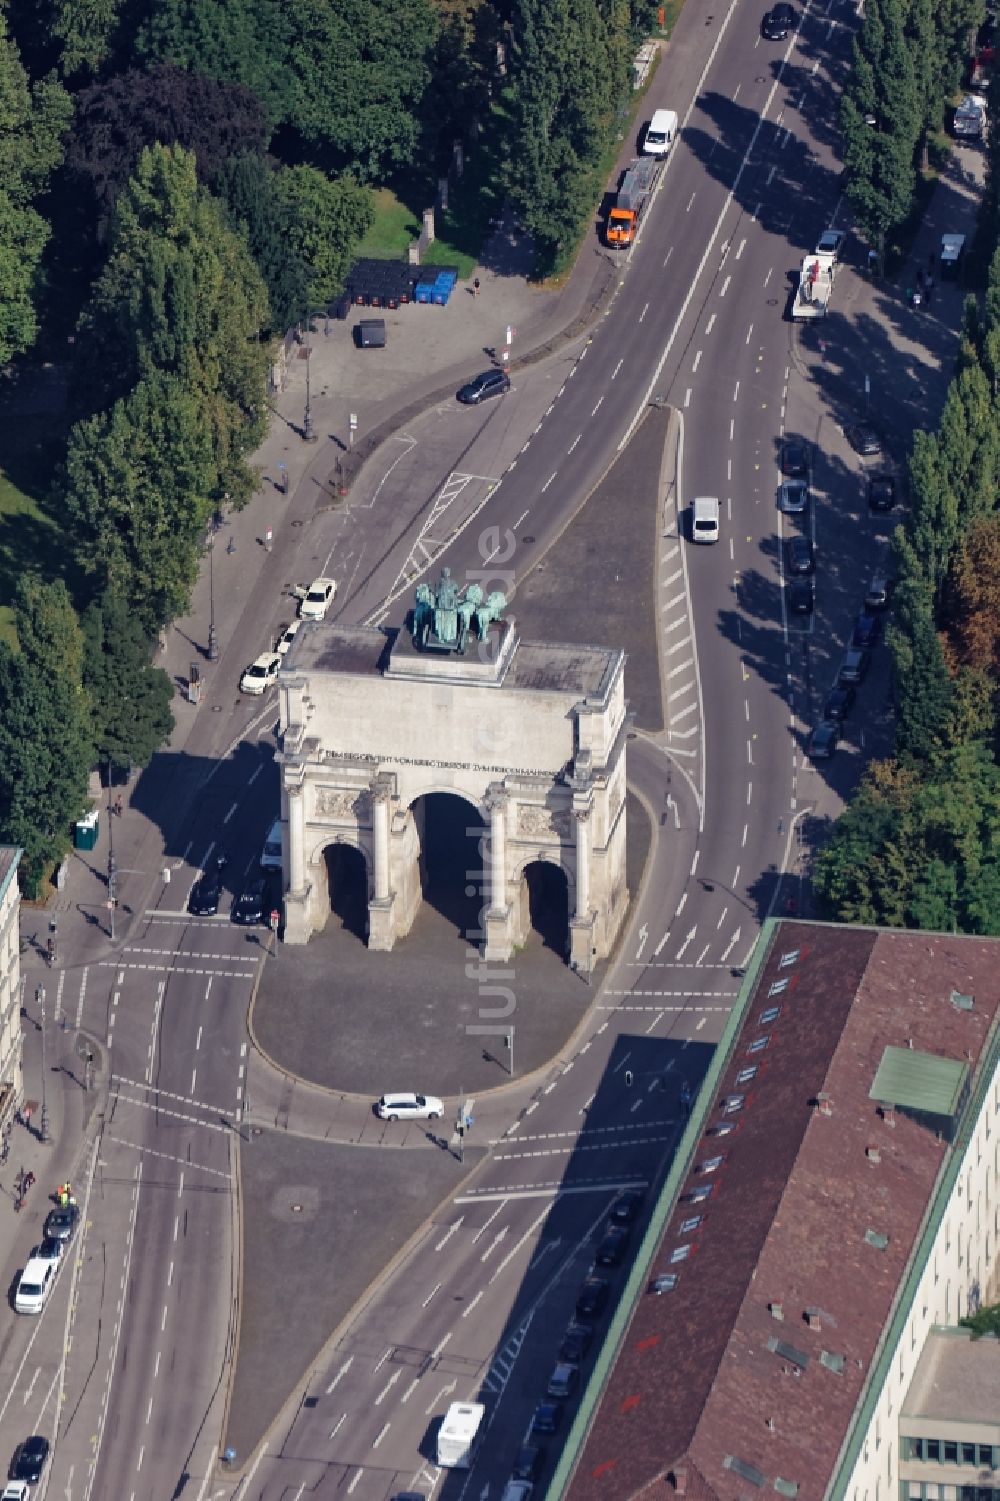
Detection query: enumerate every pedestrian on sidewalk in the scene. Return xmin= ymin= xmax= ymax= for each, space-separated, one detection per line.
xmin=114 ymin=794 xmax=124 ymax=817
xmin=473 ymin=277 xmax=481 ymax=298
xmin=227 ymin=537 xmax=236 ymax=555
xmin=925 ymin=274 xmax=934 ymax=304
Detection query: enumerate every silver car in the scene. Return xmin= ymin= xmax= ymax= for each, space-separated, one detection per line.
xmin=778 ymin=479 xmax=810 ymax=513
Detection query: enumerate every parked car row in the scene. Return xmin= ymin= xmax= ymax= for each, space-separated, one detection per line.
xmin=238 ymin=578 xmax=334 ymax=695
xmin=809 ymin=569 xmax=893 ymax=760
xmin=504 ymin=1190 xmax=644 ymax=1498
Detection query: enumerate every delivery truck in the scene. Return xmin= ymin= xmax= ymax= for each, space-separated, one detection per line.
xmin=792 ymin=251 xmax=836 ymax=319
xmin=605 ymin=156 xmax=661 ymax=247
xmin=436 ymin=1401 xmax=486 ymax=1468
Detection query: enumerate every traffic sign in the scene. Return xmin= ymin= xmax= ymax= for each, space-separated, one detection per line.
xmin=349 ymin=412 xmax=358 ymax=430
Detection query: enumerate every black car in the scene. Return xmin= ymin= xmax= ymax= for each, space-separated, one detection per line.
xmin=824 ymin=685 xmax=855 ymax=723
xmin=780 ymin=437 xmax=809 ymax=478
xmin=808 ymin=721 xmax=840 ymax=760
xmin=531 ymin=1400 xmax=563 ymax=1436
xmin=786 ymin=534 xmax=815 ymax=575
xmin=596 ymin=1225 xmax=631 ymax=1267
xmin=12 ymin=1435 xmax=50 ymax=1483
xmin=610 ymin=1188 xmax=645 ymax=1225
xmin=839 ymin=647 xmax=871 ymax=685
xmin=232 ymin=876 xmax=271 ymax=926
xmin=852 ymin=612 xmax=881 ymax=649
xmin=456 ymin=369 xmax=510 ymax=404
xmin=559 ymin=1320 xmax=594 ymax=1364
xmin=867 ymin=473 xmax=896 ymax=511
xmin=846 ymin=423 xmax=883 ymax=457
xmin=189 ymin=868 xmax=223 ymax=917
xmin=512 ymin=1443 xmax=545 ymax=1482
xmin=576 ymin=1276 xmax=610 ymax=1319
xmin=762 ymin=3 xmax=795 ymax=38
xmin=43 ymin=1204 xmax=79 ymax=1243
xmin=787 ymin=576 xmax=814 ymax=615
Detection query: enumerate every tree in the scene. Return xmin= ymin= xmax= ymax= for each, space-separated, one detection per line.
xmin=840 ymin=0 xmax=921 ymax=248
xmin=888 ymin=576 xmax=954 ymax=761
xmin=58 ymin=370 xmax=218 ymax=631
xmin=947 ymin=517 xmax=1000 ymax=675
xmin=278 ymin=165 xmax=374 ymax=306
xmin=0 ymin=14 xmax=72 ymax=362
xmin=68 ymin=64 xmax=271 ymax=231
xmin=0 ymin=579 xmax=93 ymax=897
xmin=51 ymin=0 xmax=124 ymax=78
xmin=81 ymin=589 xmax=174 ymax=772
xmin=136 ymin=0 xmax=296 ymax=125
xmin=75 ymin=144 xmax=270 ymax=497
xmin=213 ymin=153 xmax=309 ymax=333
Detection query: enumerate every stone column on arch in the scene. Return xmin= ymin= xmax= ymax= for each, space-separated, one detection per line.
xmin=368 ymin=772 xmax=398 ymax=951
xmin=484 ymin=782 xmax=514 ymax=962
xmin=287 ymin=782 xmax=307 ymax=897
xmin=569 ymin=793 xmax=597 ymax=974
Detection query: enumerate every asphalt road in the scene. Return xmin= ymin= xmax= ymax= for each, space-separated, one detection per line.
xmin=10 ymin=0 xmax=964 ymax=1493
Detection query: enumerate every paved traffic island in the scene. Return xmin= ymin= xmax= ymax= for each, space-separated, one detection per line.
xmin=224 ymin=1129 xmax=486 ymax=1467
xmin=251 ymin=784 xmax=647 ymax=1099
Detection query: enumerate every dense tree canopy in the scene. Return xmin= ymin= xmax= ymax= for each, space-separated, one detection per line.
xmin=0 ymin=580 xmax=94 ymax=897
xmin=81 ymin=588 xmax=175 ymax=771
xmin=76 ymin=142 xmax=270 ymax=496
xmin=0 ymin=13 xmax=71 ymax=363
xmin=68 ymin=64 xmax=270 ymax=230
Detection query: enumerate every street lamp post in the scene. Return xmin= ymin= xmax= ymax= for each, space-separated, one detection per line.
xmin=207 ymin=521 xmax=219 ymax=661
xmin=303 ymin=322 xmax=316 ymax=443
xmin=36 ymin=986 xmax=49 ymax=1143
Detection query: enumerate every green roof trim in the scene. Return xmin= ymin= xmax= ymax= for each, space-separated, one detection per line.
xmin=869 ymin=1045 xmax=968 ymax=1117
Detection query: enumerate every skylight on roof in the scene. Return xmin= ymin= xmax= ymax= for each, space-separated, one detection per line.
xmin=768 ymin=979 xmax=789 ymax=996
xmin=679 ymin=1215 xmax=703 ymax=1234
xmin=779 ymin=949 xmax=800 ymax=968
xmin=767 ymin=1338 xmax=810 ymax=1369
xmin=725 ymin=1457 xmax=766 ymax=1487
xmin=820 ymin=1350 xmax=846 ymax=1373
xmin=950 ymin=990 xmax=974 ymax=1011
xmin=723 ymin=1094 xmax=745 ymax=1115
xmin=747 ymin=1035 xmax=770 ymax=1055
xmin=774 ymin=1480 xmax=800 ymax=1497
xmin=760 ymin=1005 xmax=781 ymax=1024
xmin=865 ymin=1228 xmax=890 ymax=1250
xmin=669 ymin=1244 xmax=691 ymax=1264
xmin=736 ymin=1066 xmax=758 ymax=1086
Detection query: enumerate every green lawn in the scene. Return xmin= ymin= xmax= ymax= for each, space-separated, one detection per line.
xmin=354 ymin=184 xmax=485 ymax=280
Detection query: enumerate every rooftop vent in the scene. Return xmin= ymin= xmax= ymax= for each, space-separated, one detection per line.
xmin=817 ymin=1094 xmax=833 ymax=1116
xmin=671 ymin=1467 xmax=688 ymax=1495
xmin=725 ymin=1457 xmax=766 ymax=1487
xmin=950 ymin=990 xmax=974 ymax=1011
xmin=866 ymin=1145 xmax=881 ymax=1164
xmin=880 ymin=1105 xmax=896 ymax=1127
xmin=805 ymin=1309 xmax=822 ymax=1331
xmin=766 ymin=1417 xmax=776 ymax=1432
xmin=769 ymin=1301 xmax=784 ymax=1321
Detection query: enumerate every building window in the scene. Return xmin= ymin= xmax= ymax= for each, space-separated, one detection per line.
xmin=903 ymin=1439 xmax=922 ymax=1462
xmin=944 ymin=1444 xmax=958 ymax=1464
xmin=927 ymin=1441 xmax=941 ymax=1463
xmin=962 ymin=1445 xmax=976 ymax=1466
xmin=977 ymin=1447 xmax=995 ymax=1471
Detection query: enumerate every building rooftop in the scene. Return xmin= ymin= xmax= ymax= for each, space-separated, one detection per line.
xmin=555 ymin=922 xmax=1000 ymax=1501
xmin=901 ymin=1328 xmax=1000 ymax=1428
xmin=284 ymin=620 xmax=622 ymax=700
xmin=0 ymin=847 xmax=21 ymax=905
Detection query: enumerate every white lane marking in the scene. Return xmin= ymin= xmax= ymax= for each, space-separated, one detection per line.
xmin=692 ymin=350 xmax=703 ymax=372
xmin=720 ymin=275 xmax=731 ymax=297
xmin=639 ymin=301 xmax=649 ymax=322
xmin=591 ymin=396 xmax=604 ymax=417
xmin=611 ymin=359 xmax=624 ymax=379
xmin=568 ymin=434 xmax=582 ymax=454
xmin=541 ymin=472 xmax=557 ymax=493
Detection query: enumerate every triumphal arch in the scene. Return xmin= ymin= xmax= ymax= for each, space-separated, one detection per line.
xmin=276 ymin=570 xmax=628 ymax=972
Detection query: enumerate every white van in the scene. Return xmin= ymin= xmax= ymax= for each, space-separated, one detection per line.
xmin=15 ymin=1256 xmax=55 ymax=1314
xmin=436 ymin=1401 xmax=486 ymax=1468
xmin=260 ymin=818 xmax=282 ymax=870
xmin=643 ymin=108 xmax=678 ymax=157
xmin=692 ymin=495 xmax=720 ymax=544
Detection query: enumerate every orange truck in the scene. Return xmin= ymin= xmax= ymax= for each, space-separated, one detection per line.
xmin=605 ymin=156 xmax=661 ymax=248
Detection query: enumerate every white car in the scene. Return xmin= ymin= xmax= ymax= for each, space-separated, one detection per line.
xmin=276 ymin=619 xmax=301 ymax=656
xmin=2 ymin=1483 xmax=31 ymax=1501
xmin=375 ymin=1093 xmax=444 ymax=1121
xmin=240 ymin=652 xmax=281 ymax=695
xmin=298 ymin=576 xmax=337 ymax=620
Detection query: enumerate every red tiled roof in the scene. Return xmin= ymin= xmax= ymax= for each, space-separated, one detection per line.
xmin=562 ymin=923 xmax=1000 ymax=1501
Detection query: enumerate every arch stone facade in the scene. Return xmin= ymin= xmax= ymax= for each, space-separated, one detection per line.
xmin=276 ymin=617 xmax=628 ymax=972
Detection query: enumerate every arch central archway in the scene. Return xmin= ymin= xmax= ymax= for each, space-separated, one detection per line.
xmin=518 ymin=859 xmax=570 ymax=956
xmin=410 ymin=792 xmax=487 ymax=943
xmin=321 ymin=842 xmax=369 ymax=942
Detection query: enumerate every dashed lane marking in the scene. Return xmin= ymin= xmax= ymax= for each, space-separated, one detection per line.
xmin=456 ymin=1176 xmax=649 ymax=1202
xmin=495 ymin=1118 xmax=677 ymax=1146
xmin=493 ymin=1132 xmax=678 ymax=1162
xmin=111 ymin=1092 xmax=235 ymax=1134
xmin=124 ymin=946 xmax=255 ymax=961
xmin=105 ymin=1136 xmax=231 ymax=1179
xmin=601 ymin=988 xmax=738 ymax=998
xmin=111 ymin=1073 xmax=235 ymax=1117
xmin=99 ymin=960 xmax=254 ymax=979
